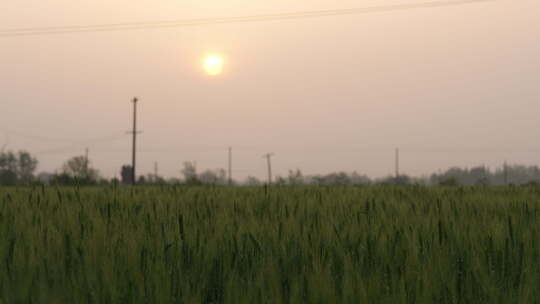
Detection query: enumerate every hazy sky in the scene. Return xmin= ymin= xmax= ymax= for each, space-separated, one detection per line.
xmin=1 ymin=0 xmax=539 ymax=180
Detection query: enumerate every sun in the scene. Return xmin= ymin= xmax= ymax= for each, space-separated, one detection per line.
xmin=203 ymin=55 xmax=224 ymax=76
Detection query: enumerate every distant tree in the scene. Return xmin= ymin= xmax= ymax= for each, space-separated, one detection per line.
xmin=50 ymin=173 xmax=76 ymax=186
xmin=394 ymin=175 xmax=412 ymax=185
xmin=0 ymin=151 xmax=18 ymax=185
xmin=376 ymin=176 xmax=396 ymax=185
xmin=0 ymin=151 xmax=17 ymax=171
xmin=198 ymin=169 xmax=227 ymax=185
xmin=287 ymin=169 xmax=304 ymax=185
xmin=181 ymin=161 xmax=200 ymax=185
xmin=0 ymin=170 xmax=17 ymax=186
xmin=0 ymin=150 xmax=38 ymax=185
xmin=427 ymin=164 xmax=540 ymax=186
xmin=167 ymin=178 xmax=182 ymax=185
xmin=143 ymin=173 xmax=166 ymax=185
xmin=36 ymin=172 xmax=55 ymax=185
xmin=438 ymin=176 xmax=460 ymax=186
xmin=522 ymin=180 xmax=540 ymax=187
xmin=350 ymin=171 xmax=371 ymax=185
xmin=313 ymin=172 xmax=351 ymax=185
xmin=137 ymin=175 xmax=147 ymax=185
xmin=475 ymin=177 xmax=490 ymax=187
xmin=110 ymin=177 xmax=120 ymax=186
xmin=244 ymin=176 xmax=262 ymax=186
xmin=470 ymin=166 xmax=490 ymax=185
xmin=17 ymin=151 xmax=38 ymax=183
xmin=274 ymin=176 xmax=287 ymax=185
xmin=61 ymin=156 xmax=99 ymax=184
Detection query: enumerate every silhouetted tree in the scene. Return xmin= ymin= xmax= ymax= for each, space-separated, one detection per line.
xmin=438 ymin=176 xmax=460 ymax=186
xmin=349 ymin=172 xmax=372 ymax=185
xmin=244 ymin=176 xmax=262 ymax=186
xmin=0 ymin=150 xmax=38 ymax=185
xmin=394 ymin=175 xmax=412 ymax=185
xmin=287 ymin=169 xmax=304 ymax=185
xmin=0 ymin=170 xmax=17 ymax=186
xmin=17 ymin=151 xmax=38 ymax=183
xmin=36 ymin=172 xmax=55 ymax=185
xmin=312 ymin=172 xmax=351 ymax=185
xmin=110 ymin=177 xmax=120 ymax=186
xmin=198 ymin=169 xmax=227 ymax=185
xmin=0 ymin=151 xmax=18 ymax=185
xmin=181 ymin=161 xmax=200 ymax=185
xmin=428 ymin=164 xmax=540 ymax=186
xmin=274 ymin=176 xmax=287 ymax=185
xmin=61 ymin=155 xmax=99 ymax=184
xmin=142 ymin=173 xmax=166 ymax=185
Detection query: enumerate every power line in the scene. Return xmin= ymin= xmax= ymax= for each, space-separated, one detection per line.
xmin=0 ymin=0 xmax=492 ymax=37
xmin=31 ymin=145 xmax=540 ymax=156
xmin=0 ymin=129 xmax=126 ymax=144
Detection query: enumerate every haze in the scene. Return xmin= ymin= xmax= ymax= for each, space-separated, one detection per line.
xmin=1 ymin=0 xmax=539 ymax=180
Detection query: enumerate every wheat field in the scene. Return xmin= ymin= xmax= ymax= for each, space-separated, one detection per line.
xmin=1 ymin=185 xmax=539 ymax=303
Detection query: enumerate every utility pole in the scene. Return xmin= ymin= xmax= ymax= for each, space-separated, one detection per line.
xmin=228 ymin=147 xmax=232 ymax=185
xmin=395 ymin=148 xmax=400 ymax=179
xmin=128 ymin=97 xmax=142 ymax=186
xmin=84 ymin=148 xmax=89 ymax=179
xmin=263 ymin=153 xmax=275 ymax=185
xmin=503 ymin=161 xmax=508 ymax=185
xmin=154 ymin=162 xmax=159 ymax=178
xmin=1 ymin=135 xmax=8 ymax=153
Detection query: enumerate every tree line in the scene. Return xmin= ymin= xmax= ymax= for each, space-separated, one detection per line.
xmin=1 ymin=149 xmax=540 ymax=186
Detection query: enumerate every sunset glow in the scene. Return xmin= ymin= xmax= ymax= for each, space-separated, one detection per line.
xmin=203 ymin=55 xmax=224 ymax=76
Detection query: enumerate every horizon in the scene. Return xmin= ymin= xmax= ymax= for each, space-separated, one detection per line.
xmin=1 ymin=0 xmax=539 ymax=180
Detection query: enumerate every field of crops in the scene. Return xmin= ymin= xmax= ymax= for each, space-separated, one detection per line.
xmin=1 ymin=186 xmax=540 ymax=303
